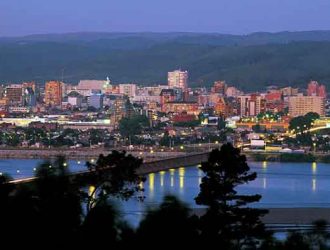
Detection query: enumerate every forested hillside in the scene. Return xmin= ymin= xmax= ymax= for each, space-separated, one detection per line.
xmin=1 ymin=31 xmax=330 ymax=90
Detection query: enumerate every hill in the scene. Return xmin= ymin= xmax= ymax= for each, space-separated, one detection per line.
xmin=1 ymin=31 xmax=330 ymax=90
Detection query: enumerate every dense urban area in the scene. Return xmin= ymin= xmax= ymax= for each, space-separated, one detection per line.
xmin=0 ymin=70 xmax=329 ymax=161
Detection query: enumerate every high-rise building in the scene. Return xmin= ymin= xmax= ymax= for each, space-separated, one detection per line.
xmin=307 ymin=81 xmax=327 ymax=98
xmin=289 ymin=95 xmax=325 ymax=117
xmin=168 ymin=70 xmax=188 ymax=90
xmin=110 ymin=98 xmax=126 ymax=128
xmin=237 ymin=94 xmax=263 ymax=117
xmin=45 ymin=81 xmax=63 ymax=107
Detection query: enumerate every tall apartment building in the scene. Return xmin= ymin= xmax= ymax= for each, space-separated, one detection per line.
xmin=289 ymin=95 xmax=325 ymax=117
xmin=110 ymin=98 xmax=127 ymax=128
xmin=237 ymin=94 xmax=263 ymax=117
xmin=45 ymin=81 xmax=63 ymax=107
xmin=168 ymin=70 xmax=188 ymax=90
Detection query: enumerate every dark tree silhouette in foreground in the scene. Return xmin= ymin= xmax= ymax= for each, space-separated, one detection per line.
xmin=195 ymin=143 xmax=269 ymax=249
xmin=137 ymin=195 xmax=199 ymax=247
xmin=85 ymin=150 xmax=145 ymax=212
xmin=33 ymin=156 xmax=82 ymax=248
xmin=79 ymin=201 xmax=134 ymax=249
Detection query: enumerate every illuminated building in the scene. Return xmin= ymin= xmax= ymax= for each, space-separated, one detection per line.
xmin=289 ymin=95 xmax=325 ymax=117
xmin=226 ymin=86 xmax=241 ymax=97
xmin=162 ymin=101 xmax=199 ymax=115
xmin=160 ymin=89 xmax=176 ymax=109
xmin=78 ymin=79 xmax=110 ymax=92
xmin=110 ymin=97 xmax=126 ymax=128
xmin=88 ymin=94 xmax=104 ymax=109
xmin=22 ymin=82 xmax=36 ymax=92
xmin=281 ymin=86 xmax=299 ymax=96
xmin=67 ymin=91 xmax=83 ymax=108
xmin=168 ymin=70 xmax=188 ymax=90
xmin=172 ymin=113 xmax=197 ymax=123
xmin=307 ymin=81 xmax=327 ymax=98
xmin=211 ymin=81 xmax=227 ymax=95
xmin=119 ymin=84 xmax=137 ymax=97
xmin=5 ymin=84 xmax=23 ymax=105
xmin=236 ymin=120 xmax=289 ymax=132
xmin=238 ymin=94 xmax=263 ymax=117
xmin=45 ymin=81 xmax=63 ymax=107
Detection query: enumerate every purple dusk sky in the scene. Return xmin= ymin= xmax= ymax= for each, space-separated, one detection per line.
xmin=1 ymin=0 xmax=330 ymax=36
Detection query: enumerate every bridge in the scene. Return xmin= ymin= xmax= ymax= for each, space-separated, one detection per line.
xmin=9 ymin=151 xmax=210 ymax=185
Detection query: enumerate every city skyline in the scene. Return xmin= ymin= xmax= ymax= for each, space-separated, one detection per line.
xmin=1 ymin=0 xmax=330 ymax=36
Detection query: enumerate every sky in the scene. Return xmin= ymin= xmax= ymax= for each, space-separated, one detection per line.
xmin=1 ymin=0 xmax=330 ymax=36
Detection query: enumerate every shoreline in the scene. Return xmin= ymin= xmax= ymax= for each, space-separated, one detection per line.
xmin=0 ymin=148 xmax=329 ymax=164
xmin=0 ymin=148 xmax=189 ymax=161
xmin=193 ymin=208 xmax=330 ymax=225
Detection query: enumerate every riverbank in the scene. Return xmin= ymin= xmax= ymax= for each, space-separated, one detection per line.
xmin=194 ymin=208 xmax=330 ymax=225
xmin=0 ymin=148 xmax=187 ymax=162
xmin=0 ymin=147 xmax=330 ymax=164
xmin=246 ymin=152 xmax=330 ymax=163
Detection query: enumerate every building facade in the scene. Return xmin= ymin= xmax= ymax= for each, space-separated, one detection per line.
xmin=119 ymin=84 xmax=137 ymax=97
xmin=168 ymin=70 xmax=188 ymax=90
xmin=289 ymin=95 xmax=325 ymax=117
xmin=45 ymin=81 xmax=63 ymax=107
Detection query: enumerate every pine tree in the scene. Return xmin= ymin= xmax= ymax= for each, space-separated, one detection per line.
xmin=195 ymin=143 xmax=269 ymax=249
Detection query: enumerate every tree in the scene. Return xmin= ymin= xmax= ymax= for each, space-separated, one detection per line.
xmin=173 ymin=120 xmax=200 ymax=127
xmin=289 ymin=112 xmax=320 ymax=134
xmin=195 ymin=143 xmax=269 ymax=248
xmin=137 ymin=196 xmax=199 ymax=247
xmin=306 ymin=220 xmax=330 ymax=249
xmin=79 ymin=201 xmax=133 ymax=249
xmin=85 ymin=150 xmax=145 ymax=213
xmin=159 ymin=130 xmax=171 ymax=147
xmin=218 ymin=116 xmax=227 ymax=130
xmin=119 ymin=115 xmax=149 ymax=139
xmin=253 ymin=123 xmax=265 ymax=133
xmin=33 ymin=156 xmax=83 ymax=248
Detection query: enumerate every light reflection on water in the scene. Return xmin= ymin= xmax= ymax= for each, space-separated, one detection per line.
xmin=2 ymin=159 xmax=330 ymax=226
xmin=119 ymin=161 xmax=330 ymax=227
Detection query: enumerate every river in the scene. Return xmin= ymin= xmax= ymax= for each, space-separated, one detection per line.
xmin=2 ymin=159 xmax=330 ymax=226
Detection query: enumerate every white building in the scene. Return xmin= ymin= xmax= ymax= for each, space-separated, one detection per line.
xmin=168 ymin=70 xmax=188 ymax=90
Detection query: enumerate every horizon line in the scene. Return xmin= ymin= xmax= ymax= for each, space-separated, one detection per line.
xmin=2 ymin=29 xmax=330 ymax=39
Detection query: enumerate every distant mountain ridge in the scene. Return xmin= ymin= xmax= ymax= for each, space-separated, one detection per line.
xmin=1 ymin=31 xmax=330 ymax=90
xmin=3 ymin=30 xmax=330 ymax=46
